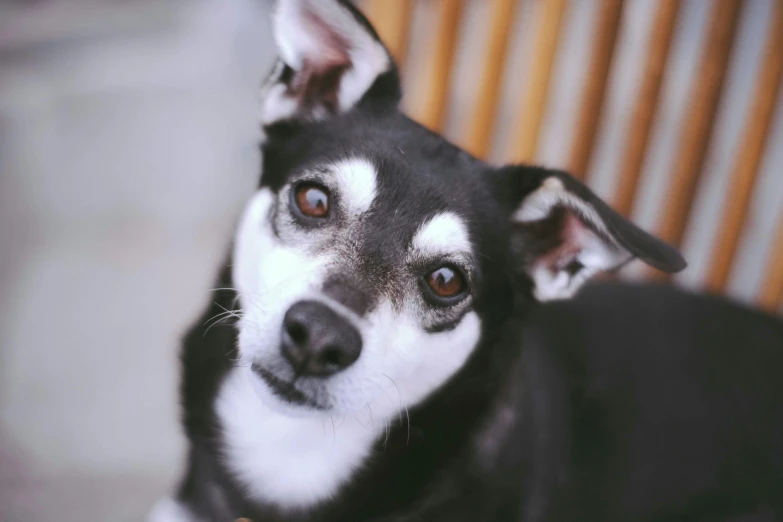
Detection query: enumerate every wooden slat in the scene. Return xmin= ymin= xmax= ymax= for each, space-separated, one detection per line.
xmin=465 ymin=0 xmax=519 ymax=159
xmin=568 ymin=0 xmax=625 ymax=179
xmin=706 ymin=0 xmax=783 ymax=293
xmin=759 ymin=217 xmax=783 ymax=311
xmin=512 ymin=0 xmax=568 ymax=164
xmin=654 ymin=0 xmax=744 ymax=251
xmin=417 ymin=0 xmax=465 ymax=132
xmin=613 ymin=0 xmax=681 ymax=216
xmin=365 ymin=0 xmax=414 ymax=70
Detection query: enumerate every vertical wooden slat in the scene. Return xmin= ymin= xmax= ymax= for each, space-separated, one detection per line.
xmin=512 ymin=0 xmax=568 ymax=163
xmin=759 ymin=218 xmax=783 ymax=311
xmin=416 ymin=0 xmax=464 ymax=132
xmin=706 ymin=0 xmax=783 ymax=293
xmin=568 ymin=0 xmax=625 ymax=179
xmin=613 ymin=0 xmax=681 ymax=216
xmin=366 ymin=0 xmax=414 ymax=70
xmin=465 ymin=0 xmax=519 ymax=159
xmin=655 ymin=0 xmax=744 ymax=251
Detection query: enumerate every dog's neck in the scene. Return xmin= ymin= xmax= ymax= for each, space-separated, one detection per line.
xmin=216 ymin=366 xmax=385 ymax=510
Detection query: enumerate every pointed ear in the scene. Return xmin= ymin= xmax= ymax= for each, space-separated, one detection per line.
xmin=262 ymin=0 xmax=401 ymax=125
xmin=495 ymin=166 xmax=686 ymax=301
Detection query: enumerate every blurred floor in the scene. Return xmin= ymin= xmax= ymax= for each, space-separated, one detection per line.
xmin=0 ymin=1 xmax=273 ymax=520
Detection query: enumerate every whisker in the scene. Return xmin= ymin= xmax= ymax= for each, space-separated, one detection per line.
xmin=203 ymin=314 xmax=236 ymax=336
xmin=367 ymin=403 xmax=375 ymax=431
xmin=354 ymin=404 xmax=373 ymax=431
xmin=203 ymin=309 xmax=237 ymax=326
xmin=402 ymin=405 xmax=411 ymax=446
xmin=215 ymin=302 xmax=241 ymax=317
xmin=382 ymin=373 xmax=411 ymax=446
xmin=203 ymin=303 xmax=244 ymax=336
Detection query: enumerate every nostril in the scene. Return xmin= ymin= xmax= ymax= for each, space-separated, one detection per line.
xmin=282 ymin=300 xmax=362 ymax=377
xmin=286 ymin=320 xmax=308 ymax=345
xmin=321 ymin=345 xmax=347 ymax=368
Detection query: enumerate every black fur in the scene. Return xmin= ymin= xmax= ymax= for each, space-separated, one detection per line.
xmin=166 ymin=2 xmax=783 ymax=520
xmin=176 ymin=273 xmax=783 ymax=521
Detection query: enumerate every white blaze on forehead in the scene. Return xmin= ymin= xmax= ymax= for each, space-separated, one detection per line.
xmin=411 ymin=211 xmax=472 ymax=259
xmin=332 ymin=158 xmax=378 ymax=216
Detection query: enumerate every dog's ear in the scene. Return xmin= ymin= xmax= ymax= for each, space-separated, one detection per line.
xmin=495 ymin=166 xmax=686 ymax=301
xmin=262 ymin=0 xmax=400 ymax=125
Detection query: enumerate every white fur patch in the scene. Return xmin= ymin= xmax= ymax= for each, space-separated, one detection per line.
xmin=218 ymin=306 xmax=481 ymax=508
xmin=217 ymin=368 xmax=381 ymax=508
xmin=232 ymin=188 xmax=334 ymax=368
xmin=146 ymin=498 xmax=200 ymax=522
xmin=262 ymin=82 xmax=302 ymax=126
xmin=411 ymin=212 xmax=472 ymax=260
xmin=225 ymin=187 xmax=483 ymax=508
xmin=332 ymin=158 xmax=377 ymax=216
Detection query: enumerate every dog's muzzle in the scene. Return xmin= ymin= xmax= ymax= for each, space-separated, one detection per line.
xmin=280 ymin=300 xmax=362 ymax=377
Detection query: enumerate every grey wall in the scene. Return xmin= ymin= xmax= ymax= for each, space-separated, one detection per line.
xmin=0 ymin=1 xmax=781 ymax=520
xmin=0 ymin=1 xmax=273 ymax=520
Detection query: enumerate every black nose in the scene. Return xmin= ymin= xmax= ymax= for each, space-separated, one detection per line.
xmin=281 ymin=300 xmax=362 ymax=377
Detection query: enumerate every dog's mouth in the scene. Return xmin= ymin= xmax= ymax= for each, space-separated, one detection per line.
xmin=250 ymin=363 xmax=323 ymax=410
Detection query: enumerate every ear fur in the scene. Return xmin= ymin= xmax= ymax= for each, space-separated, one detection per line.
xmin=262 ymin=0 xmax=400 ymax=125
xmin=497 ymin=166 xmax=686 ymax=301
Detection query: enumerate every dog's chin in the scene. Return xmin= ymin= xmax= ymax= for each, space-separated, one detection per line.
xmin=245 ymin=363 xmax=330 ymax=417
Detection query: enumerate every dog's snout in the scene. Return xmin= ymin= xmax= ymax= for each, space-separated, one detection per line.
xmin=281 ymin=301 xmax=362 ymax=377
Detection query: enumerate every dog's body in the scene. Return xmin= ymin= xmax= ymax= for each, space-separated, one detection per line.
xmin=150 ymin=1 xmax=783 ymax=520
xmin=162 ymin=278 xmax=783 ymax=522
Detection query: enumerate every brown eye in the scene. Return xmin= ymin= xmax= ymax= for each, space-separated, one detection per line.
xmin=295 ymin=183 xmax=330 ymax=218
xmin=425 ymin=266 xmax=466 ymax=299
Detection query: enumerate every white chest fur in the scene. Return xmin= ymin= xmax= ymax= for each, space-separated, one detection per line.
xmin=215 ymin=368 xmax=383 ymax=509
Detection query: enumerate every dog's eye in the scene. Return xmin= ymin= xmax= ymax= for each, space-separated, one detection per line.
xmin=294 ymin=183 xmax=330 ymax=218
xmin=425 ymin=266 xmax=465 ymax=299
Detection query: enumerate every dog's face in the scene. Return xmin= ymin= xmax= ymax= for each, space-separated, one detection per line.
xmin=233 ymin=0 xmax=685 ymax=422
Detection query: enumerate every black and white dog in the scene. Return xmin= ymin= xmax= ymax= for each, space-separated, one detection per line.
xmin=150 ymin=1 xmax=783 ymax=520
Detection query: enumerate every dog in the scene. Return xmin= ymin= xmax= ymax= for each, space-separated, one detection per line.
xmin=149 ymin=1 xmax=783 ymax=520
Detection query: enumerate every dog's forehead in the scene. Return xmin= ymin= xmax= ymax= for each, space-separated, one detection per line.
xmin=260 ymin=109 xmax=504 ymax=282
xmin=264 ymin=109 xmax=492 ymax=219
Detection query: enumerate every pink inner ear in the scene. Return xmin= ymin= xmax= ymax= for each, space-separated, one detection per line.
xmin=286 ymin=9 xmax=352 ymax=113
xmin=536 ymin=212 xmax=586 ymax=273
xmin=301 ymin=7 xmax=352 ymax=64
xmin=290 ymin=58 xmax=350 ymax=113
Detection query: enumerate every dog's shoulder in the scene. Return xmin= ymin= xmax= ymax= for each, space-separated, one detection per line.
xmin=524 ymin=281 xmax=783 ymax=357
xmin=519 ymin=281 xmax=783 ymax=410
xmin=513 ymin=282 xmax=783 ymax=520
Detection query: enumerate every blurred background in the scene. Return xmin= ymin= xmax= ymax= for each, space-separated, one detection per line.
xmin=0 ymin=0 xmax=781 ymax=520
